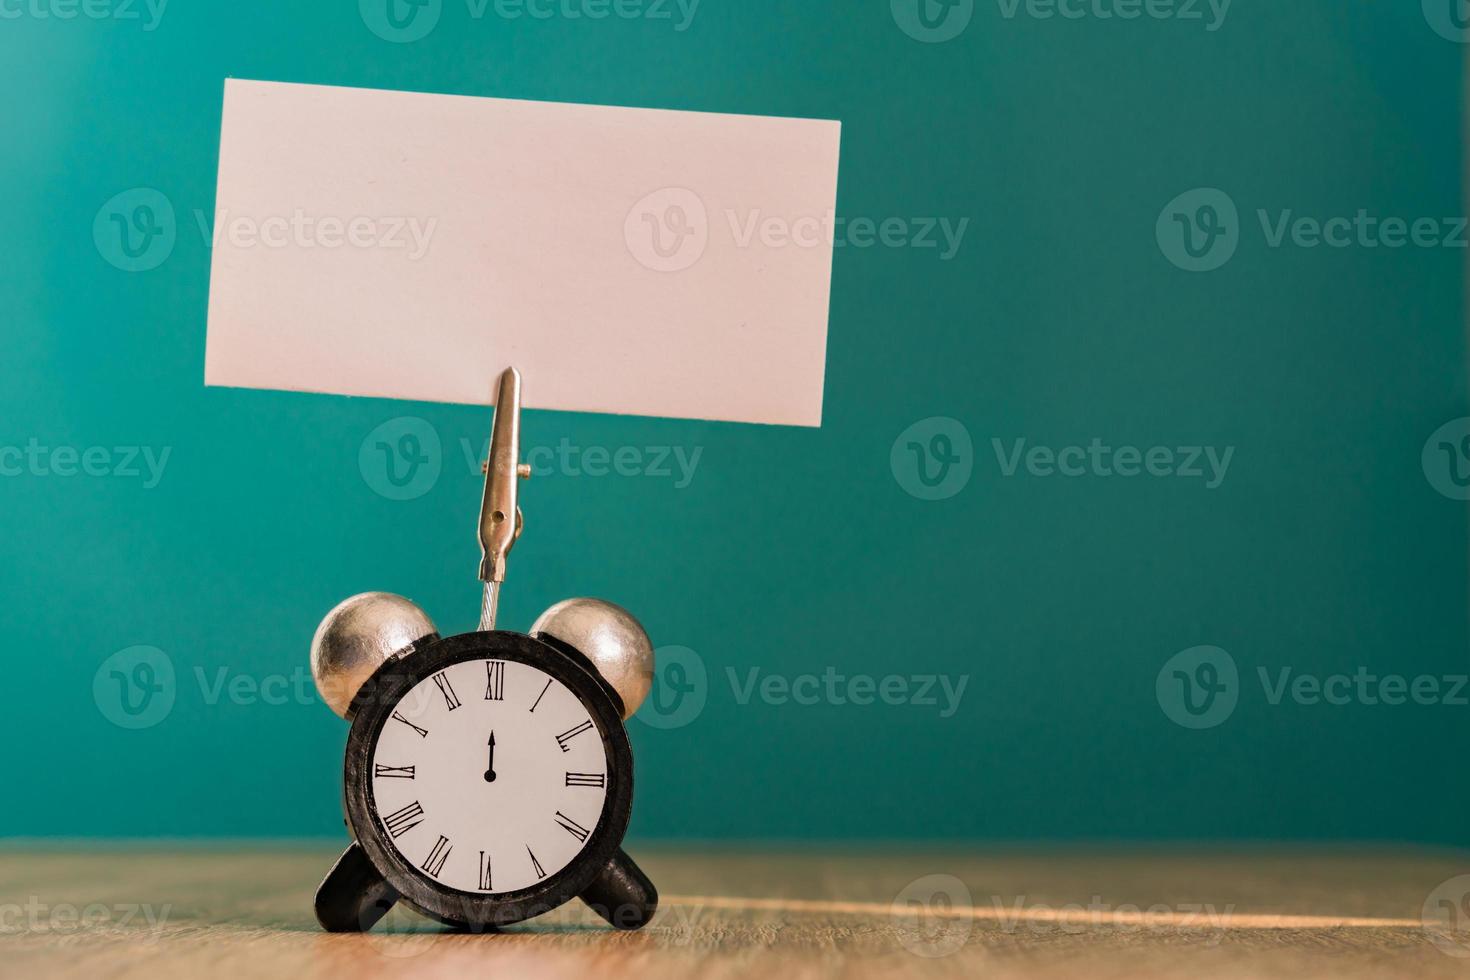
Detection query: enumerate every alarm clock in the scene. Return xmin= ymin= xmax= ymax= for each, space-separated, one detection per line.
xmin=308 ymin=368 xmax=659 ymax=933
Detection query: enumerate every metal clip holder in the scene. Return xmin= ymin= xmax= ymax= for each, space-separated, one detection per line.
xmin=477 ymin=366 xmax=530 ymax=630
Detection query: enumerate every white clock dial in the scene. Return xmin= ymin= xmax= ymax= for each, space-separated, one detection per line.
xmin=369 ymin=658 xmax=609 ymax=894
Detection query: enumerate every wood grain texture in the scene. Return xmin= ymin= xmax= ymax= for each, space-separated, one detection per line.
xmin=2 ymin=845 xmax=1469 ymax=979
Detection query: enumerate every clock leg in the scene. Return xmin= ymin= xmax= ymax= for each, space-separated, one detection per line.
xmin=579 ymin=848 xmax=658 ymax=930
xmin=314 ymin=841 xmax=401 ymax=932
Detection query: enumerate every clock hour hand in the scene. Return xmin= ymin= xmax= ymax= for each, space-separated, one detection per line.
xmin=484 ymin=731 xmax=497 ymax=783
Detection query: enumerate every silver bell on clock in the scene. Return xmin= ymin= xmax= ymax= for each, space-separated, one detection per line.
xmin=310 ymin=592 xmax=439 ymax=719
xmin=531 ymin=597 xmax=655 ymax=720
xmin=310 ymin=593 xmax=655 ymax=721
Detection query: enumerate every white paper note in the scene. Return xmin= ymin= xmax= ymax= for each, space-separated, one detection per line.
xmin=204 ymin=79 xmax=841 ymax=426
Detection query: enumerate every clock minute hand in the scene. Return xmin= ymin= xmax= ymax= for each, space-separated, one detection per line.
xmin=484 ymin=732 xmax=497 ymax=783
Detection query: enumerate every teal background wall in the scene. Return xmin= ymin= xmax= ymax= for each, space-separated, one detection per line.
xmin=2 ymin=2 xmax=1466 ymax=842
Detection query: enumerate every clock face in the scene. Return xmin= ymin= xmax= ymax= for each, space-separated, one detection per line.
xmin=368 ymin=657 xmax=610 ymax=895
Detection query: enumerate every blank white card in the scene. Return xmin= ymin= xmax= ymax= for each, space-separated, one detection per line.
xmin=204 ymin=79 xmax=841 ymax=426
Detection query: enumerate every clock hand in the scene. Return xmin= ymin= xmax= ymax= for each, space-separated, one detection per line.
xmin=484 ymin=731 xmax=497 ymax=783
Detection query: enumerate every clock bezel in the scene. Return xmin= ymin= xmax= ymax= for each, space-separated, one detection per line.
xmin=342 ymin=629 xmax=633 ymax=928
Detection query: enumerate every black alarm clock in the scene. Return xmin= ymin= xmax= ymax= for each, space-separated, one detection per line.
xmin=308 ymin=367 xmax=658 ymax=934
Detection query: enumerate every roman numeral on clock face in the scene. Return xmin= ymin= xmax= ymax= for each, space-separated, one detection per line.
xmin=432 ymin=671 xmax=462 ymax=711
xmin=382 ymin=801 xmax=425 ymax=839
xmin=391 ymin=711 xmax=428 ymax=738
xmin=484 ymin=660 xmax=505 ymax=700
xmin=371 ymin=665 xmax=610 ymax=894
xmin=374 ymin=764 xmax=415 ymax=779
xmin=422 ymin=835 xmax=451 ymax=878
xmin=554 ymin=810 xmax=590 ymax=843
xmin=555 ymin=720 xmax=593 ymax=752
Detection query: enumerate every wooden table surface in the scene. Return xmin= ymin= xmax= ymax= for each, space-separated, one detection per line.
xmin=4 ymin=844 xmax=1470 ymax=978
